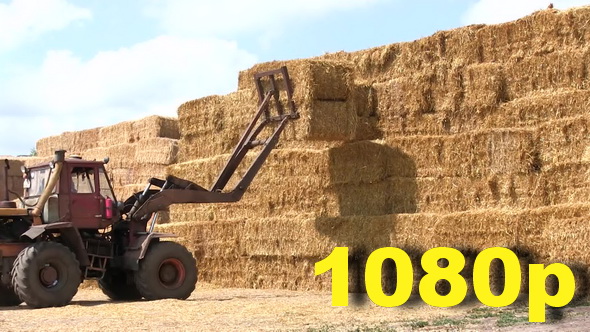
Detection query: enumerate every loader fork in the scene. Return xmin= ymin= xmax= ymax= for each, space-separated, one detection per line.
xmin=128 ymin=66 xmax=299 ymax=224
xmin=211 ymin=66 xmax=298 ymax=192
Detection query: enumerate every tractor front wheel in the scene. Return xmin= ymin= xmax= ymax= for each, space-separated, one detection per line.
xmin=135 ymin=241 xmax=197 ymax=300
xmin=11 ymin=242 xmax=81 ymax=308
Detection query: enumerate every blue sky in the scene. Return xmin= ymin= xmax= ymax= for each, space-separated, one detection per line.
xmin=1 ymin=0 xmax=588 ymax=156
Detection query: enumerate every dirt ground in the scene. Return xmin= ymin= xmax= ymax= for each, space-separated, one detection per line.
xmin=1 ymin=283 xmax=589 ymax=331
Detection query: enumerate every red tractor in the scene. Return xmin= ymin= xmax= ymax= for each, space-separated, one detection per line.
xmin=0 ymin=67 xmax=297 ymax=307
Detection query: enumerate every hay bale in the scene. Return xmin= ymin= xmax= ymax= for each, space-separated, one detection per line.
xmin=504 ymin=47 xmax=588 ymax=100
xmin=238 ymin=59 xmax=353 ymax=101
xmin=462 ymin=63 xmax=507 ymax=113
xmin=98 ymin=115 xmax=179 ymax=148
xmin=385 ymin=128 xmax=536 ymax=178
xmin=485 ymin=88 xmax=590 ymax=129
xmin=134 ymin=137 xmax=178 ymax=165
xmin=372 ymin=62 xmax=464 ymax=137
xmin=413 ymin=174 xmax=543 ymax=213
xmin=541 ymin=161 xmax=590 ymax=206
xmin=107 ymin=164 xmax=168 ymax=188
xmin=36 ymin=128 xmax=101 ymax=157
xmin=537 ymin=114 xmax=590 ymax=166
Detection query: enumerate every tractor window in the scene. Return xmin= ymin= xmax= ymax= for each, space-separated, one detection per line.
xmin=98 ymin=168 xmax=115 ymax=200
xmin=71 ymin=167 xmax=95 ymax=194
xmin=28 ymin=167 xmax=52 ymax=197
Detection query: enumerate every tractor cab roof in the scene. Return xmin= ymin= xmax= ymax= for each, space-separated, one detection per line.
xmin=28 ymin=157 xmax=106 ymax=170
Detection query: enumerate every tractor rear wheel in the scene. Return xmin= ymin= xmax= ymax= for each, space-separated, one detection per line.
xmin=99 ymin=268 xmax=142 ymax=301
xmin=135 ymin=241 xmax=197 ymax=300
xmin=0 ymin=283 xmax=21 ymax=306
xmin=11 ymin=242 xmax=81 ymax=308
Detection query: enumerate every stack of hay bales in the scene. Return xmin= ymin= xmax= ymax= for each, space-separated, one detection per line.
xmin=156 ymin=6 xmax=590 ymax=291
xmin=35 ymin=116 xmax=179 ymax=221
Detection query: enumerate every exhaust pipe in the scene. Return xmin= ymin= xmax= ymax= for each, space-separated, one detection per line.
xmin=2 ymin=159 xmax=9 ymax=201
xmin=31 ymin=150 xmax=65 ymax=217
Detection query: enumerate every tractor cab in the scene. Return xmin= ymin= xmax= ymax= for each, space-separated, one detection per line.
xmin=22 ymin=156 xmax=118 ymax=229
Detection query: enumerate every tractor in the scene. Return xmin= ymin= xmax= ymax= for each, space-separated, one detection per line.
xmin=0 ymin=67 xmax=298 ymax=307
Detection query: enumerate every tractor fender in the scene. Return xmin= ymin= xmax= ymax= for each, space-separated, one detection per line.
xmin=20 ymin=222 xmax=90 ymax=267
xmin=123 ymin=232 xmax=178 ymax=270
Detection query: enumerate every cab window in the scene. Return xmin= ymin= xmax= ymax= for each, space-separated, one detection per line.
xmin=98 ymin=168 xmax=115 ymax=200
xmin=71 ymin=167 xmax=95 ymax=194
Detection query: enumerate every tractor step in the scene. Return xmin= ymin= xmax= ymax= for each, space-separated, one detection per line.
xmin=84 ymin=239 xmax=113 ymax=279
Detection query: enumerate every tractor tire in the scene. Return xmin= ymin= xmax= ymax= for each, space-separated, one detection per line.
xmin=98 ymin=268 xmax=142 ymax=301
xmin=0 ymin=283 xmax=21 ymax=306
xmin=11 ymin=242 xmax=81 ymax=308
xmin=135 ymin=241 xmax=197 ymax=300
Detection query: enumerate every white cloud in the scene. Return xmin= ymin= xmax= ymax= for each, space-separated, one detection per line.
xmin=144 ymin=0 xmax=383 ymax=37
xmin=0 ymin=0 xmax=91 ymax=52
xmin=0 ymin=36 xmax=257 ymax=156
xmin=462 ymin=0 xmax=590 ymax=25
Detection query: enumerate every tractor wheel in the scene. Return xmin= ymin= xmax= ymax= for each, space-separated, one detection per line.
xmin=11 ymin=242 xmax=81 ymax=308
xmin=135 ymin=241 xmax=197 ymax=300
xmin=0 ymin=283 xmax=21 ymax=306
xmin=98 ymin=268 xmax=142 ymax=301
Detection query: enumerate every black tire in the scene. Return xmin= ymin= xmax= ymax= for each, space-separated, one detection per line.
xmin=135 ymin=241 xmax=197 ymax=300
xmin=0 ymin=283 xmax=21 ymax=306
xmin=11 ymin=242 xmax=81 ymax=308
xmin=98 ymin=268 xmax=142 ymax=301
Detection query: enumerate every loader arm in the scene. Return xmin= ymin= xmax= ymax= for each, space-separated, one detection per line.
xmin=128 ymin=66 xmax=298 ymax=222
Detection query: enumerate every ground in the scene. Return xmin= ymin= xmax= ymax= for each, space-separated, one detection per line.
xmin=1 ymin=283 xmax=589 ymax=331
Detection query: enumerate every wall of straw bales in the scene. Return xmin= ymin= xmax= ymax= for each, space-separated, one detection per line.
xmin=157 ymin=6 xmax=590 ymax=291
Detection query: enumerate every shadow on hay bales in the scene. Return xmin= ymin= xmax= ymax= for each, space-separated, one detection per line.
xmin=314 ymin=142 xmax=417 ymax=305
xmin=326 ymin=141 xmax=418 ymax=216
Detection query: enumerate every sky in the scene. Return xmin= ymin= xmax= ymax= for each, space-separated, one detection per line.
xmin=1 ymin=0 xmax=589 ymax=156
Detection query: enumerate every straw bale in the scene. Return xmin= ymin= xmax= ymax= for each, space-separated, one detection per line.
xmin=488 ymin=129 xmax=537 ymax=174
xmin=372 ymin=62 xmax=470 ymax=137
xmin=81 ymin=147 xmax=109 ymax=163
xmin=107 ymin=164 xmax=168 ymax=188
xmin=413 ymin=174 xmax=543 ymax=213
xmin=503 ymin=47 xmax=588 ymax=99
xmin=540 ymin=161 xmax=590 ymax=206
xmin=484 ymin=88 xmax=590 ymax=129
xmin=461 ymin=63 xmax=507 ymax=113
xmin=98 ymin=115 xmax=179 ymax=148
xmin=116 ymin=184 xmax=146 ymax=202
xmin=537 ymin=114 xmax=590 ymax=166
xmin=583 ymin=146 xmax=590 ymax=162
xmin=134 ymin=137 xmax=178 ymax=165
xmin=238 ymin=59 xmax=353 ymax=101
xmin=385 ymin=129 xmax=536 ymax=178
xmin=36 ymin=128 xmax=101 ymax=157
